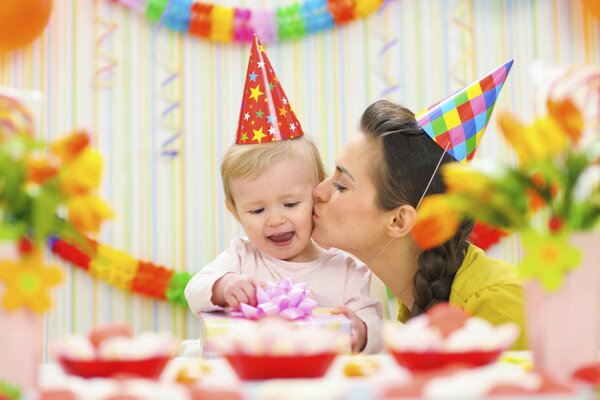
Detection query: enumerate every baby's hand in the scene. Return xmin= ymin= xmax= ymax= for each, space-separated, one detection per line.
xmin=212 ymin=273 xmax=263 ymax=310
xmin=331 ymin=306 xmax=367 ymax=353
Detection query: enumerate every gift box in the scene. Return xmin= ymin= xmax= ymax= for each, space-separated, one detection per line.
xmin=199 ymin=308 xmax=351 ymax=358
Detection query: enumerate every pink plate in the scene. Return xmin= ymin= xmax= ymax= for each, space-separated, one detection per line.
xmin=58 ymin=355 xmax=170 ymax=379
xmin=225 ymin=352 xmax=336 ymax=380
xmin=390 ymin=349 xmax=503 ymax=371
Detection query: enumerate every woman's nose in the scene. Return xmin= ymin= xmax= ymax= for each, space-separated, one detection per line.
xmin=313 ymin=179 xmax=330 ymax=203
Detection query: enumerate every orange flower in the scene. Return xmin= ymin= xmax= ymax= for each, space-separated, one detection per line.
xmin=547 ymin=98 xmax=583 ymax=145
xmin=50 ymin=131 xmax=90 ymax=163
xmin=411 ymin=195 xmax=460 ymax=250
xmin=528 ymin=172 xmax=559 ymax=213
xmin=67 ymin=194 xmax=114 ymax=233
xmin=25 ymin=155 xmax=59 ymax=184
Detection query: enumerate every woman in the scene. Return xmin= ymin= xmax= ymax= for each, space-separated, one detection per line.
xmin=312 ymin=100 xmax=526 ymax=350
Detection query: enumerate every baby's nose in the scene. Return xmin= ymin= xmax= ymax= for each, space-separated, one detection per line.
xmin=267 ymin=214 xmax=286 ymax=227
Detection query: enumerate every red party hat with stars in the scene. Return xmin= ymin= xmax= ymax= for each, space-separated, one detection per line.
xmin=236 ymin=36 xmax=303 ymax=144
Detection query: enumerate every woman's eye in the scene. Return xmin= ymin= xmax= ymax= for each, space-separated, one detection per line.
xmin=284 ymin=202 xmax=299 ymax=208
xmin=249 ymin=208 xmax=264 ymax=215
xmin=333 ymin=182 xmax=347 ymax=192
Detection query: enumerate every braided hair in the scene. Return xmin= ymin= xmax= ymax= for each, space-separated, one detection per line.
xmin=359 ymin=100 xmax=473 ymax=316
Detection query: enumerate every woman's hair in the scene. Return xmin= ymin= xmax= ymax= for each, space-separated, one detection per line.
xmin=221 ymin=135 xmax=326 ymax=212
xmin=360 ymin=100 xmax=473 ymax=317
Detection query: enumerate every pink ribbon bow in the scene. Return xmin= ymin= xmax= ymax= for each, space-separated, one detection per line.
xmin=230 ymin=277 xmax=317 ymax=320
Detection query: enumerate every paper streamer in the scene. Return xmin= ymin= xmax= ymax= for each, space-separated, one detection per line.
xmin=93 ymin=0 xmax=119 ymax=89
xmin=377 ymin=0 xmax=399 ymax=99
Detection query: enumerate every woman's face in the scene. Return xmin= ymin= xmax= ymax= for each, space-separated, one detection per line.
xmin=312 ymin=133 xmax=392 ymax=262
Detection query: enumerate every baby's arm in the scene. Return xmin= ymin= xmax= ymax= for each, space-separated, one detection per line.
xmin=341 ymin=261 xmax=384 ymax=354
xmin=184 ymin=241 xmax=244 ymax=315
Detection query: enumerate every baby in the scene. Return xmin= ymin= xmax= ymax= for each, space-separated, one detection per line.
xmin=184 ymin=36 xmax=382 ymax=353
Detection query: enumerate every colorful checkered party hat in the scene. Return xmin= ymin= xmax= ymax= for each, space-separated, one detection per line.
xmin=235 ymin=36 xmax=303 ymax=144
xmin=415 ymin=60 xmax=513 ymax=162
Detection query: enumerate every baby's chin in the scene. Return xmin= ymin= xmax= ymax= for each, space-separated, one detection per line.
xmin=271 ymin=239 xmax=320 ymax=262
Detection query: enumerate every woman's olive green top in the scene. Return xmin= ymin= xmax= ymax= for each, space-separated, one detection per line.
xmin=397 ymin=244 xmax=527 ymax=350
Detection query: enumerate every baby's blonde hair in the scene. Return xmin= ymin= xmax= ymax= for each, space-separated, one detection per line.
xmin=221 ymin=135 xmax=327 ymax=214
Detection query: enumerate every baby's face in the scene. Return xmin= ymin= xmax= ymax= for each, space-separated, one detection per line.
xmin=230 ymin=158 xmax=316 ymax=262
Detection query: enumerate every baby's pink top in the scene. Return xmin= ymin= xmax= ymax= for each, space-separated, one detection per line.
xmin=185 ymin=238 xmax=383 ymax=354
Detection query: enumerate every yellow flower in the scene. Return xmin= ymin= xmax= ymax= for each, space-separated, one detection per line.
xmin=498 ymin=112 xmax=568 ymax=165
xmin=50 ymin=131 xmax=90 ymax=163
xmin=411 ymin=194 xmax=460 ymax=250
xmin=442 ymin=163 xmax=493 ymax=198
xmin=60 ymin=148 xmax=103 ymax=195
xmin=67 ymin=194 xmax=114 ymax=233
xmin=520 ymin=230 xmax=582 ymax=291
xmin=0 ymin=251 xmax=63 ymax=313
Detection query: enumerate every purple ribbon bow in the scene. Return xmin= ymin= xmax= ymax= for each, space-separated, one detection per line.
xmin=230 ymin=277 xmax=317 ymax=320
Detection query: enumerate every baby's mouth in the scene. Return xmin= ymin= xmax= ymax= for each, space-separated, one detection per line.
xmin=268 ymin=232 xmax=294 ymax=244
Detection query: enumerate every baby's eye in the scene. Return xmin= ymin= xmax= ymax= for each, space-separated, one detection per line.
xmin=333 ymin=182 xmax=347 ymax=192
xmin=249 ymin=208 xmax=265 ymax=215
xmin=284 ymin=202 xmax=299 ymax=208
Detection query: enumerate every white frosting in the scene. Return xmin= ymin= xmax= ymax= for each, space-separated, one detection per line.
xmin=214 ymin=318 xmax=349 ymax=356
xmin=385 ymin=315 xmax=519 ymax=353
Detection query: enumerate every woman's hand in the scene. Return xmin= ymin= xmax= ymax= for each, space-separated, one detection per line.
xmin=332 ymin=305 xmax=367 ymax=353
xmin=212 ymin=273 xmax=262 ymax=309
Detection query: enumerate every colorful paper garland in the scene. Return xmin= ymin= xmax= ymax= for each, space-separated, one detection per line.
xmin=49 ymin=237 xmax=191 ymax=307
xmin=113 ymin=0 xmax=385 ymax=43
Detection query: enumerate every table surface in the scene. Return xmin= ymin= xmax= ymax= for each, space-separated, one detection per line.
xmin=37 ymin=346 xmax=594 ymax=400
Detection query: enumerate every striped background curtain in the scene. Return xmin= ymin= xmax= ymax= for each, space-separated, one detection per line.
xmin=0 ymin=0 xmax=598 ymax=354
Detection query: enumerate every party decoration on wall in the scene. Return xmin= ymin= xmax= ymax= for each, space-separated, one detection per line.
xmin=49 ymin=237 xmax=192 ymax=307
xmin=112 ymin=0 xmax=385 ymax=43
xmin=93 ymin=0 xmax=119 ymax=88
xmin=155 ymin=24 xmax=183 ymax=158
xmin=0 ymin=0 xmax=53 ymax=51
xmin=236 ymin=36 xmax=304 ymax=144
xmin=449 ymin=0 xmax=475 ymax=88
xmin=415 ymin=59 xmax=514 ymax=163
xmin=377 ymin=0 xmax=400 ymax=99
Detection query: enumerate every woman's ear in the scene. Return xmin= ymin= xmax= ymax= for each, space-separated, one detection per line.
xmin=387 ymin=205 xmax=417 ymax=238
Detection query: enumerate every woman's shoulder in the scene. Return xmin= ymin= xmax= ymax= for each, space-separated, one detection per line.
xmin=451 ymin=244 xmax=522 ymax=301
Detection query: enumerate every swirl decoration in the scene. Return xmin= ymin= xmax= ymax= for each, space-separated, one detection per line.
xmin=93 ymin=1 xmax=119 ymax=88
xmin=377 ymin=0 xmax=400 ymax=99
xmin=112 ymin=0 xmax=385 ymax=43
